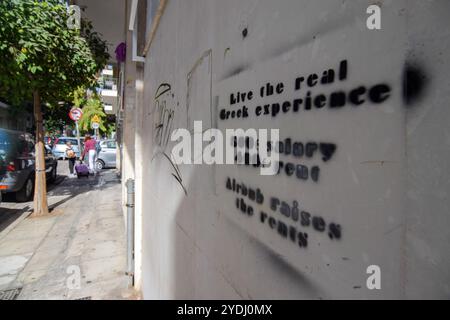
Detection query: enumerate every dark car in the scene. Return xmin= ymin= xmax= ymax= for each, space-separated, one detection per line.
xmin=0 ymin=129 xmax=58 ymax=202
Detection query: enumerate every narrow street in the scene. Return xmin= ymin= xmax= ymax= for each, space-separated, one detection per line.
xmin=0 ymin=161 xmax=132 ymax=300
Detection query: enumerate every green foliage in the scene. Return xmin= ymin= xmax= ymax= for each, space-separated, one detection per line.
xmin=43 ymin=102 xmax=71 ymax=135
xmin=78 ymin=95 xmax=107 ymax=132
xmin=0 ymin=0 xmax=110 ymax=106
xmin=105 ymin=119 xmax=116 ymax=137
xmin=72 ymin=86 xmax=88 ymax=108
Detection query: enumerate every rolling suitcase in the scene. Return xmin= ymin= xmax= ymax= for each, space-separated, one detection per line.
xmin=75 ymin=161 xmax=90 ymax=178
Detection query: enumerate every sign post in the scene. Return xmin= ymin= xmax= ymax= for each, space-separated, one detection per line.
xmin=75 ymin=121 xmax=81 ymax=159
xmin=69 ymin=108 xmax=83 ymax=158
xmin=91 ymin=122 xmax=100 ymax=139
xmin=91 ymin=115 xmax=100 ymax=140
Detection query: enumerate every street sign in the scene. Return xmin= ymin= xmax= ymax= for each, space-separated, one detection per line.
xmin=69 ymin=108 xmax=83 ymax=121
xmin=91 ymin=122 xmax=100 ymax=130
xmin=91 ymin=115 xmax=100 ymax=123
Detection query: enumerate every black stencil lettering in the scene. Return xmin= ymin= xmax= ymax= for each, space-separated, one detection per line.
xmin=248 ymin=188 xmax=256 ymax=201
xmin=285 ymin=163 xmax=295 ymax=176
xmin=256 ymin=188 xmax=264 ymax=204
xmin=291 ymin=201 xmax=299 ymax=221
xmin=298 ymin=232 xmax=308 ymax=248
xmin=284 ymin=138 xmax=292 ymax=155
xmin=295 ymin=77 xmax=305 ymax=91
xmin=321 ymin=69 xmax=335 ymax=84
xmin=241 ymin=183 xmax=248 ymax=196
xmin=349 ymin=86 xmax=366 ymax=105
xmin=311 ymin=166 xmax=320 ymax=182
xmin=260 ymin=211 xmax=268 ymax=223
xmin=301 ymin=211 xmax=311 ymax=226
xmin=276 ymin=83 xmax=284 ymax=94
xmin=220 ymin=109 xmax=227 ymax=120
xmin=328 ymin=223 xmax=342 ymax=240
xmin=305 ymin=91 xmax=312 ymax=110
xmin=312 ymin=216 xmax=326 ymax=232
xmin=296 ymin=165 xmax=308 ymax=180
xmin=307 ymin=74 xmax=318 ymax=87
xmin=268 ymin=217 xmax=277 ymax=229
xmin=305 ymin=143 xmax=318 ymax=158
xmin=239 ymin=198 xmax=247 ymax=214
xmin=289 ymin=226 xmax=297 ymax=242
xmin=226 ymin=177 xmax=232 ymax=190
xmin=280 ymin=201 xmax=291 ymax=218
xmin=293 ymin=142 xmax=304 ymax=157
xmin=272 ymin=103 xmax=280 ymax=117
xmin=329 ymin=91 xmax=346 ymax=108
xmin=277 ymin=221 xmax=288 ymax=238
xmin=369 ymin=84 xmax=391 ymax=103
xmin=282 ymin=101 xmax=291 ymax=113
xmin=293 ymin=99 xmax=303 ymax=112
xmin=319 ymin=143 xmax=337 ymax=162
xmin=270 ymin=197 xmax=280 ymax=211
xmin=242 ymin=106 xmax=249 ymax=118
xmin=339 ymin=60 xmax=348 ymax=80
xmin=314 ymin=94 xmax=326 ymax=108
xmin=278 ymin=141 xmax=284 ymax=154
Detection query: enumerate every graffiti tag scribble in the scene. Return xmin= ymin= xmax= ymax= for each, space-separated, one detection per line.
xmin=151 ymin=83 xmax=187 ymax=195
xmin=153 ymin=83 xmax=175 ymax=152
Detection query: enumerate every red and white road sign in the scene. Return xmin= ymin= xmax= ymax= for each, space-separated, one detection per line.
xmin=69 ymin=108 xmax=83 ymax=121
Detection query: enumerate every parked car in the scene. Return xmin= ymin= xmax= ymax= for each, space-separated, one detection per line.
xmin=0 ymin=129 xmax=58 ymax=202
xmin=95 ymin=139 xmax=117 ymax=170
xmin=52 ymin=136 xmax=83 ymax=159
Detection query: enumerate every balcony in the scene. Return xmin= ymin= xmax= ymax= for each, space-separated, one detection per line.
xmin=97 ymin=77 xmax=118 ymax=97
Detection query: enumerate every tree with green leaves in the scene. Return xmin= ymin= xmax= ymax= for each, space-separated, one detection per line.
xmin=78 ymin=95 xmax=108 ymax=133
xmin=0 ymin=0 xmax=109 ymax=216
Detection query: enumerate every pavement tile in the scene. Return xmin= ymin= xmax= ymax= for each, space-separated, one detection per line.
xmin=0 ymin=163 xmax=130 ymax=300
xmin=81 ymin=254 xmax=126 ymax=283
xmin=0 ymin=237 xmax=44 ymax=256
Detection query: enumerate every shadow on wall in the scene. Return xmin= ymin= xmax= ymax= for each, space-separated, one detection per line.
xmin=172 ymin=181 xmax=324 ymax=299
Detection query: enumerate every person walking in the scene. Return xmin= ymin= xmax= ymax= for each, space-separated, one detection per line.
xmin=81 ymin=134 xmax=97 ymax=175
xmin=65 ymin=141 xmax=77 ymax=177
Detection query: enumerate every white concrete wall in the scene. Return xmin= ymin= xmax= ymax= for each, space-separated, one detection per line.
xmin=133 ymin=65 xmax=145 ymax=290
xmin=76 ymin=0 xmax=126 ymax=57
xmin=136 ymin=0 xmax=450 ymax=299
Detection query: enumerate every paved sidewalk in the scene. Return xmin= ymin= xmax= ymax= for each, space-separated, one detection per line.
xmin=0 ymin=162 xmax=133 ymax=300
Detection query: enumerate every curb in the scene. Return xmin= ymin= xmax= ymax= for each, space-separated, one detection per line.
xmin=0 ymin=209 xmax=32 ymax=242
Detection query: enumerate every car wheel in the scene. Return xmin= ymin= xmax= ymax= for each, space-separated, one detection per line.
xmin=16 ymin=176 xmax=34 ymax=202
xmin=95 ymin=160 xmax=105 ymax=171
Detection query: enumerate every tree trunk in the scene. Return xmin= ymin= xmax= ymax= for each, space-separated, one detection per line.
xmin=32 ymin=90 xmax=49 ymax=216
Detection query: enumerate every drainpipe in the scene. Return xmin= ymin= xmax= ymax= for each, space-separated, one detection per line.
xmin=126 ymin=178 xmax=135 ymax=286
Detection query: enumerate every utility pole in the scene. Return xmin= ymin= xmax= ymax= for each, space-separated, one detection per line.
xmin=76 ymin=120 xmax=81 ymax=158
